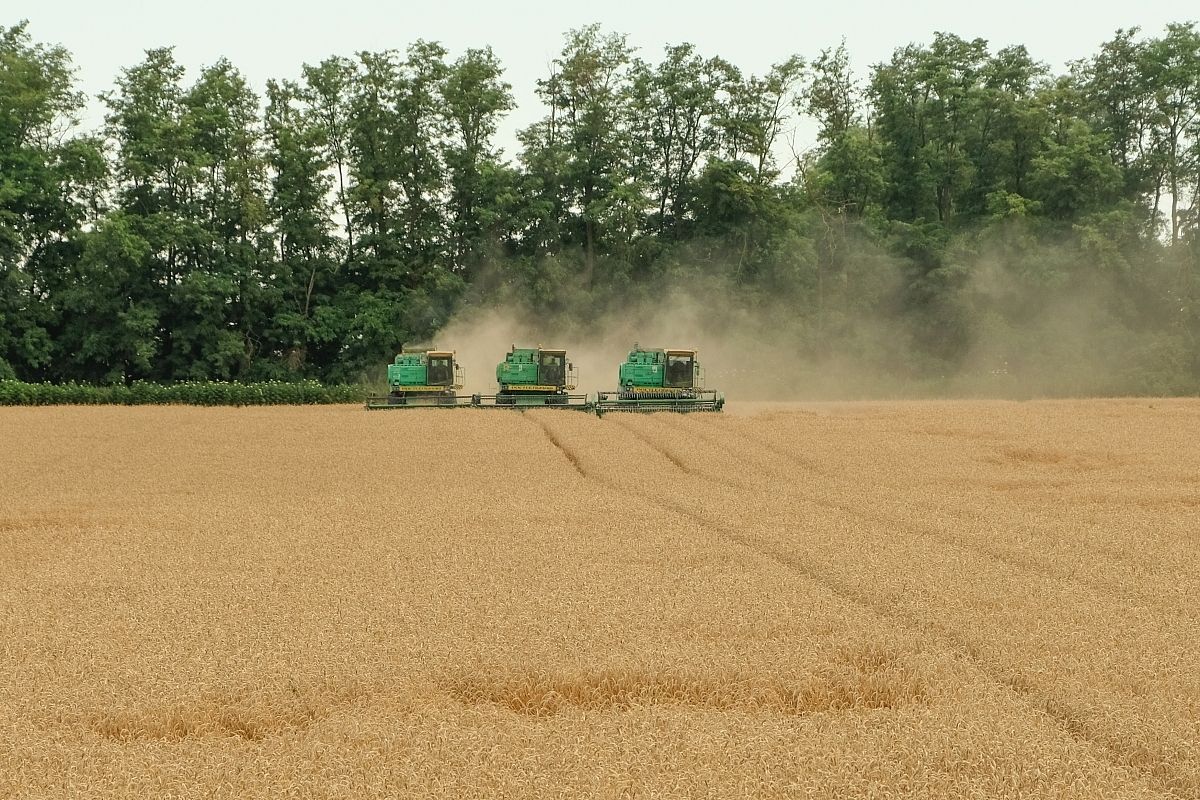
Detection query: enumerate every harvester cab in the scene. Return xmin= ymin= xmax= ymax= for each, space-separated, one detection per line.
xmin=474 ymin=345 xmax=592 ymax=409
xmin=595 ymin=344 xmax=725 ymax=414
xmin=365 ymin=347 xmax=471 ymax=409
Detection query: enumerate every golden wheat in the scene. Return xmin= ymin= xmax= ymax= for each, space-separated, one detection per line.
xmin=2 ymin=400 xmax=1197 ymax=798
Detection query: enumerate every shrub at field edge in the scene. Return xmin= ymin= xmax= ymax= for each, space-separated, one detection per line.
xmin=0 ymin=380 xmax=365 ymax=406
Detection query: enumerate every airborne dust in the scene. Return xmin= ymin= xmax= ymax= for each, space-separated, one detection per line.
xmin=429 ymin=240 xmax=1191 ymax=402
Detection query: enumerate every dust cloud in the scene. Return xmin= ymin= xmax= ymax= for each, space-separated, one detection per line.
xmin=427 ymin=239 xmax=1195 ymax=402
xmin=432 ymin=282 xmax=919 ymax=401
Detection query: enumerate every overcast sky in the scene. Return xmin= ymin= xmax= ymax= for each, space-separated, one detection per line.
xmin=9 ymin=0 xmax=1193 ymax=157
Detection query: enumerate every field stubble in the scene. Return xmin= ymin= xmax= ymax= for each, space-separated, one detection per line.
xmin=1 ymin=400 xmax=1198 ymax=798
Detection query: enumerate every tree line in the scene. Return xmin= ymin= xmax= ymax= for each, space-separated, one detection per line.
xmin=2 ymin=21 xmax=1198 ymax=392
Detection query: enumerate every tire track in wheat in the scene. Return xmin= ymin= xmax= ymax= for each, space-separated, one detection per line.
xmin=601 ymin=415 xmax=760 ymax=491
xmin=667 ymin=413 xmax=1133 ymax=604
xmin=531 ymin=411 xmax=1190 ymax=800
xmin=525 ymin=414 xmax=587 ymax=477
xmin=662 ymin=493 xmax=1189 ymax=797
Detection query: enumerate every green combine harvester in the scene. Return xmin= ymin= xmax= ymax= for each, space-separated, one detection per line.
xmin=595 ymin=345 xmax=724 ymax=414
xmin=473 ymin=345 xmax=594 ymax=410
xmin=365 ymin=347 xmax=473 ymax=409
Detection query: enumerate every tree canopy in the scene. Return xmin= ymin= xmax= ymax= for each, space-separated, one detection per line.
xmin=2 ymin=21 xmax=1199 ymax=394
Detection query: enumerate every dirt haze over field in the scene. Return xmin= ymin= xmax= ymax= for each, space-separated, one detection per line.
xmin=433 ymin=228 xmax=1197 ymax=402
xmin=436 ymin=299 xmax=904 ymax=401
xmin=433 ymin=284 xmax=1173 ymax=402
xmin=3 ymin=400 xmax=1200 ymax=798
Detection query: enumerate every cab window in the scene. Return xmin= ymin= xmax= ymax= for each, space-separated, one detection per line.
xmin=665 ymin=354 xmax=693 ymax=387
xmin=427 ymin=357 xmax=453 ymax=385
xmin=539 ymin=353 xmax=565 ymax=385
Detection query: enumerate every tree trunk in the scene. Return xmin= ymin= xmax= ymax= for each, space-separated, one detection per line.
xmin=585 ymin=219 xmax=595 ymax=283
xmin=336 ymin=161 xmax=354 ymax=262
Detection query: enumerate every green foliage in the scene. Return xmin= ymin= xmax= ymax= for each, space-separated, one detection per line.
xmin=2 ymin=23 xmax=1199 ymax=397
xmin=0 ymin=379 xmax=363 ymax=406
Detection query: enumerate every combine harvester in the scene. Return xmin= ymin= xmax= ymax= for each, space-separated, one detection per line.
xmin=473 ymin=345 xmax=594 ymax=410
xmin=365 ymin=347 xmax=473 ymax=408
xmin=594 ymin=345 xmax=724 ymax=414
xmin=366 ymin=343 xmax=724 ymax=413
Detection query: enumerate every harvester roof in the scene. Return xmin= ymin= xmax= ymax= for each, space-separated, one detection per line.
xmin=630 ymin=343 xmax=697 ymax=355
xmin=508 ymin=345 xmax=567 ymax=355
xmin=628 ymin=346 xmax=697 ymax=356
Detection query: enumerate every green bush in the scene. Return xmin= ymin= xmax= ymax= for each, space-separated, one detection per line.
xmin=0 ymin=380 xmax=367 ymax=406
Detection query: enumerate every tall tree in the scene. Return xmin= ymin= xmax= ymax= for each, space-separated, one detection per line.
xmin=520 ymin=25 xmax=637 ymax=276
xmin=264 ymin=78 xmax=338 ymax=376
xmin=1077 ymin=28 xmax=1156 ymax=204
xmin=1142 ymin=23 xmax=1200 ymax=243
xmin=99 ymin=47 xmax=192 ymax=380
xmin=178 ymin=58 xmax=269 ymax=378
xmin=1026 ymin=77 xmax=1122 ymax=221
xmin=0 ymin=22 xmax=103 ymax=380
xmin=441 ymin=47 xmax=515 ymax=274
xmin=870 ymin=34 xmax=990 ymax=224
xmin=302 ymin=56 xmax=356 ymax=262
xmin=392 ymin=41 xmax=451 ymax=274
xmin=627 ymin=44 xmax=732 ymax=239
xmin=715 ymin=56 xmax=805 ymax=184
xmin=802 ymin=41 xmax=883 ymax=217
xmin=963 ymin=45 xmax=1047 ymax=216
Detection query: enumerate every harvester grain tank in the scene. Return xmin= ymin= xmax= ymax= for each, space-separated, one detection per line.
xmin=473 ymin=345 xmax=594 ymax=410
xmin=365 ymin=347 xmax=472 ymax=409
xmin=595 ymin=345 xmax=724 ymax=414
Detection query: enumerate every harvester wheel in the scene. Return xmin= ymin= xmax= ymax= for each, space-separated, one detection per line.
xmin=387 ymin=393 xmax=406 ymax=406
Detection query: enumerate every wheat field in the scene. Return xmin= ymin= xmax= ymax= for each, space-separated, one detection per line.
xmin=1 ymin=400 xmax=1199 ymax=799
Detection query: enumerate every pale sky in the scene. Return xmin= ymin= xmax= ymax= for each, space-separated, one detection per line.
xmin=9 ymin=0 xmax=1193 ymax=158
